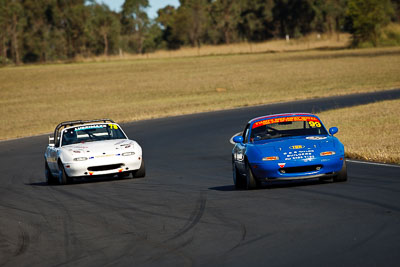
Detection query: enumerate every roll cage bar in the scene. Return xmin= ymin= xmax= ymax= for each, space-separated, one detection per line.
xmin=52 ymin=119 xmax=115 ymax=147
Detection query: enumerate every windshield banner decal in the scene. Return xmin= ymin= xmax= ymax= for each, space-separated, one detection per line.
xmin=252 ymin=116 xmax=320 ymax=129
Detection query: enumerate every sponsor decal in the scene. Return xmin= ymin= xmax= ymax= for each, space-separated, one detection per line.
xmin=75 ymin=125 xmax=106 ymax=131
xmin=96 ymin=154 xmax=114 ymax=158
xmin=289 ymin=145 xmax=305 ymax=149
xmin=252 ymin=116 xmax=320 ymax=129
xmin=278 ymin=163 xmax=286 ymax=168
xmin=283 ymin=150 xmax=315 ymax=160
xmin=306 ymin=136 xmax=327 ymax=140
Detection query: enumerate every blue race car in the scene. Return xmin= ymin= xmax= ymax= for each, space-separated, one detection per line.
xmin=232 ymin=113 xmax=347 ymax=189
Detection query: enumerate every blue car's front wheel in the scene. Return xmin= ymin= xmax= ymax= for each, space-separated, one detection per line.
xmin=333 ymin=160 xmax=348 ymax=182
xmin=245 ymin=161 xmax=258 ymax=190
xmin=232 ymin=161 xmax=246 ymax=189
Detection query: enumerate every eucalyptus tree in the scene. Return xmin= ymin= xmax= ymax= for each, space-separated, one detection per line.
xmin=0 ymin=0 xmax=24 ymax=64
xmin=208 ymin=0 xmax=241 ymax=44
xmin=86 ymin=3 xmax=120 ymax=56
xmin=120 ymin=0 xmax=150 ymax=53
xmin=346 ymin=0 xmax=394 ymax=46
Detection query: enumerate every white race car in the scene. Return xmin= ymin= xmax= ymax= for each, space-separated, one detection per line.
xmin=44 ymin=119 xmax=145 ymax=184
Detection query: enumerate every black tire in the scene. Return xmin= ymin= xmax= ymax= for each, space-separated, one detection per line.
xmin=333 ymin=160 xmax=348 ymax=182
xmin=245 ymin=161 xmax=258 ymax=190
xmin=132 ymin=159 xmax=146 ymax=178
xmin=45 ymin=162 xmax=57 ymax=185
xmin=232 ymin=160 xmax=246 ymax=189
xmin=57 ymin=161 xmax=70 ymax=185
xmin=117 ymin=172 xmax=130 ymax=179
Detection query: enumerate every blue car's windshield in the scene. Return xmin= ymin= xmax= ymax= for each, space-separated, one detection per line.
xmin=250 ymin=116 xmax=328 ymax=142
xmin=61 ymin=124 xmax=126 ymax=146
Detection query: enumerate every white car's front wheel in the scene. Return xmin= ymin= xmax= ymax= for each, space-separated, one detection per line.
xmin=58 ymin=162 xmax=70 ymax=185
xmin=132 ymin=159 xmax=146 ymax=178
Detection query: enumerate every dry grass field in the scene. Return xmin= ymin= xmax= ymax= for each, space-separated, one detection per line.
xmin=82 ymin=33 xmax=351 ymax=62
xmin=1 ymin=45 xmax=400 ymax=147
xmin=319 ymin=99 xmax=400 ymax=164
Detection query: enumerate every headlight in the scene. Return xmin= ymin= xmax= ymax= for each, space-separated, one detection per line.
xmin=320 ymin=151 xmax=336 ymax=156
xmin=122 ymin=152 xmax=135 ymax=156
xmin=73 ymin=157 xmax=88 ymax=161
xmin=262 ymin=156 xmax=279 ymax=161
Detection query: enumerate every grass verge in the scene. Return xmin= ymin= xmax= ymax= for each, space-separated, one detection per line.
xmin=318 ymin=99 xmax=400 ymax=164
xmin=80 ymin=33 xmax=350 ymax=62
xmin=1 ymin=46 xmax=400 ymax=141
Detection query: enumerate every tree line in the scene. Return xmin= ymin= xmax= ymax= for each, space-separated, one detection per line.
xmin=1 ymin=0 xmax=398 ymax=64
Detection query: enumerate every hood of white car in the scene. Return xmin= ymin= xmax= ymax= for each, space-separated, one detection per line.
xmin=62 ymin=139 xmax=136 ymax=157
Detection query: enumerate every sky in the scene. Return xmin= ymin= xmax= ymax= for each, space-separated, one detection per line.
xmin=100 ymin=0 xmax=180 ymax=19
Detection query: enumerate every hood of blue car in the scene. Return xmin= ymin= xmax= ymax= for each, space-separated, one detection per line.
xmin=253 ymin=135 xmax=336 ymax=161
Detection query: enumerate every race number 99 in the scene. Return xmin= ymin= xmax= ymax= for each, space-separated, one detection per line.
xmin=309 ymin=121 xmax=321 ymax=127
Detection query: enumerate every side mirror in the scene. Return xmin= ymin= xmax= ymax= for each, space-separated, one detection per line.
xmin=329 ymin=127 xmax=338 ymax=135
xmin=233 ymin=136 xmax=244 ymax=143
xmin=49 ymin=136 xmax=55 ymax=147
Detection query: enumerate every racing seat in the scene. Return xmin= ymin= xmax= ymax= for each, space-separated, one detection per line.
xmin=251 ymin=125 xmax=267 ymax=140
xmin=62 ymin=129 xmax=77 ymax=145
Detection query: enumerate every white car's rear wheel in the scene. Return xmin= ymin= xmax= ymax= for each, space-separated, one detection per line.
xmin=45 ymin=162 xmax=57 ymax=185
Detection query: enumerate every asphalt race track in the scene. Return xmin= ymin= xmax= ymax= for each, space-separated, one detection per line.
xmin=1 ymin=89 xmax=400 ymax=267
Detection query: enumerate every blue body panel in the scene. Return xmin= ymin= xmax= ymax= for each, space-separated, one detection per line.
xmin=233 ymin=113 xmax=345 ymax=181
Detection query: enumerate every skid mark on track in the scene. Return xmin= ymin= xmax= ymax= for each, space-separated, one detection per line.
xmin=47 ymin=186 xmax=87 ymax=264
xmin=14 ymin=223 xmax=30 ymax=256
xmin=47 ymin=183 xmax=185 ymax=265
xmin=348 ymin=221 xmax=391 ymax=252
xmin=207 ymin=208 xmax=247 ymax=243
xmin=165 ymin=192 xmax=207 ymax=242
xmin=145 ymin=236 xmax=195 ymax=267
xmin=295 ymin=187 xmax=400 ymax=212
xmin=141 ymin=193 xmax=208 ymax=266
xmin=54 ymin=184 xmax=185 ymax=222
xmin=0 ymin=232 xmax=14 ymax=265
xmin=229 ymin=232 xmax=274 ymax=252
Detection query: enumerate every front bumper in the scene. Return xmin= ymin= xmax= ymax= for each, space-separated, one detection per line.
xmin=250 ymin=156 xmax=344 ymax=180
xmin=63 ymin=155 xmax=142 ymax=177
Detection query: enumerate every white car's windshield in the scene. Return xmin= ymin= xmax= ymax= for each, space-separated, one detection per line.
xmin=250 ymin=116 xmax=328 ymax=142
xmin=61 ymin=124 xmax=126 ymax=146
